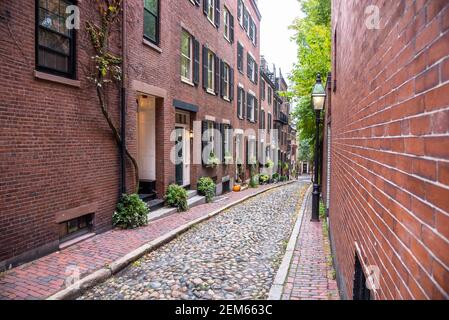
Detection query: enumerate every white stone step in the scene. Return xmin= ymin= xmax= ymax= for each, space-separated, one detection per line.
xmin=186 ymin=190 xmax=198 ymax=199
xmin=148 ymin=194 xmax=206 ymax=222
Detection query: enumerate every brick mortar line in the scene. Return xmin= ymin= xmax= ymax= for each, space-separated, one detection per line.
xmin=267 ymin=184 xmax=313 ymax=300
xmin=46 ymin=180 xmax=299 ymax=300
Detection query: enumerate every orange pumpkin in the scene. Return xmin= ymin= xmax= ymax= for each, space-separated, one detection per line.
xmin=233 ymin=185 xmax=241 ymax=192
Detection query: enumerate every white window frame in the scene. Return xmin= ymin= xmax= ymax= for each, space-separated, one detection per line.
xmin=248 ymin=93 xmax=255 ymax=122
xmin=180 ymin=30 xmax=193 ymax=83
xmin=223 ymin=7 xmax=230 ymax=42
xmin=207 ymin=0 xmax=215 ymax=25
xmin=238 ymin=84 xmax=244 ymax=119
xmin=207 ymin=121 xmax=215 ymax=154
xmin=223 ymin=63 xmax=230 ymax=100
xmin=248 ymin=54 xmax=256 ymax=82
xmin=207 ymin=50 xmax=215 ymax=93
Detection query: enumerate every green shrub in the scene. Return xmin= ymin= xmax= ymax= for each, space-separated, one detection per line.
xmin=259 ymin=174 xmax=269 ymax=184
xmin=249 ymin=174 xmax=259 ymax=188
xmin=272 ymin=172 xmax=280 ymax=181
xmin=197 ymin=177 xmax=216 ymax=203
xmin=280 ymin=175 xmax=288 ymax=182
xmin=165 ymin=184 xmax=188 ymax=212
xmin=112 ymin=194 xmax=149 ymax=229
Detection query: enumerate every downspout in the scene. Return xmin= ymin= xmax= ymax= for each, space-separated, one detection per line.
xmin=120 ymin=1 xmax=127 ymax=194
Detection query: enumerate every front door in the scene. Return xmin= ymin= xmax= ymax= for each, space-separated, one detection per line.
xmin=175 ymin=127 xmax=184 ymax=186
xmin=175 ymin=112 xmax=191 ymax=186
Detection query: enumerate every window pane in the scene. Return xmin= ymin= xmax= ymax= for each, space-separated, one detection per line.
xmin=144 ymin=0 xmax=158 ymax=15
xmin=39 ymin=29 xmax=69 ymax=54
xmin=181 ymin=32 xmax=190 ymax=57
xmin=38 ymin=48 xmax=69 ymax=73
xmin=144 ymin=11 xmax=157 ymax=42
xmin=39 ymin=8 xmax=63 ymax=33
xmin=181 ymin=56 xmax=190 ymax=79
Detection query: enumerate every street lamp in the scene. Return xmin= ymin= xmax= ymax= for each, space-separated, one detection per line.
xmin=311 ymin=73 xmax=326 ymax=221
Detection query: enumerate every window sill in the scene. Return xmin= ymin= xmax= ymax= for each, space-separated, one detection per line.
xmin=143 ymin=38 xmax=162 ymax=53
xmin=223 ymin=97 xmax=230 ymax=102
xmin=206 ymin=89 xmax=216 ymax=95
xmin=34 ymin=70 xmax=81 ymax=88
xmin=181 ymin=77 xmax=195 ymax=86
xmin=59 ymin=232 xmax=95 ymax=250
xmin=224 ymin=35 xmax=231 ymax=43
xmin=207 ymin=16 xmax=217 ymax=28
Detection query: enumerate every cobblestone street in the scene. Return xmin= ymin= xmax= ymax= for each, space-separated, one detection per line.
xmin=79 ymin=182 xmax=309 ymax=300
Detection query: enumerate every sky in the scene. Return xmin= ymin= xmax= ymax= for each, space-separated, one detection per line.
xmin=258 ymin=0 xmax=303 ymax=85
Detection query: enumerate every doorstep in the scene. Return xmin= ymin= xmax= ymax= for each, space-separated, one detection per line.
xmin=148 ymin=195 xmax=206 ymax=222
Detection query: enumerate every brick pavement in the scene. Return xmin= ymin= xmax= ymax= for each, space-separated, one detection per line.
xmin=0 ymin=183 xmax=281 ymax=300
xmin=281 ymin=193 xmax=340 ymax=300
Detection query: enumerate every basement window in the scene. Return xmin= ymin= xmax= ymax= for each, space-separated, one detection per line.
xmin=353 ymin=254 xmax=371 ymax=300
xmin=59 ymin=213 xmax=93 ymax=242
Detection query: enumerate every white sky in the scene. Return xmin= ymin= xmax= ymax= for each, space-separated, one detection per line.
xmin=259 ymin=0 xmax=303 ymax=85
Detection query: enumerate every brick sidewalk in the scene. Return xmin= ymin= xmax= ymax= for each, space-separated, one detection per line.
xmin=0 ymin=183 xmax=284 ymax=300
xmin=281 ymin=193 xmax=340 ymax=300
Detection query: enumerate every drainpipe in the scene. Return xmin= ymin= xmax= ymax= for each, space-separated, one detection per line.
xmin=120 ymin=1 xmax=127 ymax=194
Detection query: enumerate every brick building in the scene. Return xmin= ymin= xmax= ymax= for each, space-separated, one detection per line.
xmin=325 ymin=0 xmax=449 ymax=299
xmin=0 ymin=0 xmax=272 ymax=269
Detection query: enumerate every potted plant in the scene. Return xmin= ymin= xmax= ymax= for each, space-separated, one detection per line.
xmin=206 ymin=152 xmax=220 ymax=168
xmin=265 ymin=159 xmax=274 ymax=169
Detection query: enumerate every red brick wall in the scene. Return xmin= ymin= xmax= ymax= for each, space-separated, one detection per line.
xmin=0 ymin=0 xmax=263 ymax=266
xmin=329 ymin=0 xmax=449 ymax=299
xmin=0 ymin=0 xmax=124 ymax=267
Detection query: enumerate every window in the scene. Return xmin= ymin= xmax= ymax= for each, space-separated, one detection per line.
xmin=248 ymin=16 xmax=254 ymax=41
xmin=59 ymin=214 xmax=93 ymax=241
xmin=207 ymin=0 xmax=215 ymax=24
xmin=207 ymin=50 xmax=215 ymax=92
xmin=237 ymin=42 xmax=244 ymax=73
xmin=223 ymin=63 xmax=229 ymax=99
xmin=247 ymin=93 xmax=255 ymax=122
xmin=222 ymin=123 xmax=232 ymax=163
xmin=237 ymin=0 xmax=243 ymax=25
xmin=144 ymin=0 xmax=159 ymax=44
xmin=236 ymin=133 xmax=243 ymax=165
xmin=247 ymin=53 xmax=257 ymax=83
xmin=237 ymin=87 xmax=245 ymax=119
xmin=268 ymin=87 xmax=272 ymax=105
xmin=353 ymin=254 xmax=371 ymax=300
xmin=181 ymin=30 xmax=193 ymax=82
xmin=243 ymin=7 xmax=249 ymax=31
xmin=36 ymin=0 xmax=75 ymax=77
xmin=224 ymin=8 xmax=230 ymax=41
xmin=261 ymin=80 xmax=266 ymax=101
xmin=268 ymin=112 xmax=272 ymax=131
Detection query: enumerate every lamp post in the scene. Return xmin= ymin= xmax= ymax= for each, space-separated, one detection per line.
xmin=311 ymin=73 xmax=326 ymax=222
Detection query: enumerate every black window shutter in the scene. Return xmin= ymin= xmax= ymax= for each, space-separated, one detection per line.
xmin=214 ymin=0 xmax=220 ymax=28
xmin=247 ymin=53 xmax=251 ymax=78
xmin=242 ymin=89 xmax=246 ymax=119
xmin=229 ymin=68 xmax=234 ymax=101
xmin=246 ymin=92 xmax=251 ymax=120
xmin=230 ymin=14 xmax=234 ymax=43
xmin=254 ymin=97 xmax=258 ymax=123
xmin=202 ymin=45 xmax=208 ymax=90
xmin=237 ymin=88 xmax=242 ymax=118
xmin=237 ymin=0 xmax=242 ymax=21
xmin=255 ymin=63 xmax=258 ymax=84
xmin=202 ymin=120 xmax=208 ymax=165
xmin=237 ymin=43 xmax=243 ymax=72
xmin=193 ymin=39 xmax=200 ymax=85
xmin=214 ymin=54 xmax=220 ymax=95
xmin=203 ymin=0 xmax=208 ymax=15
xmin=220 ymin=60 xmax=225 ymax=97
xmin=243 ymin=8 xmax=248 ymax=31
xmin=254 ymin=24 xmax=257 ymax=46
